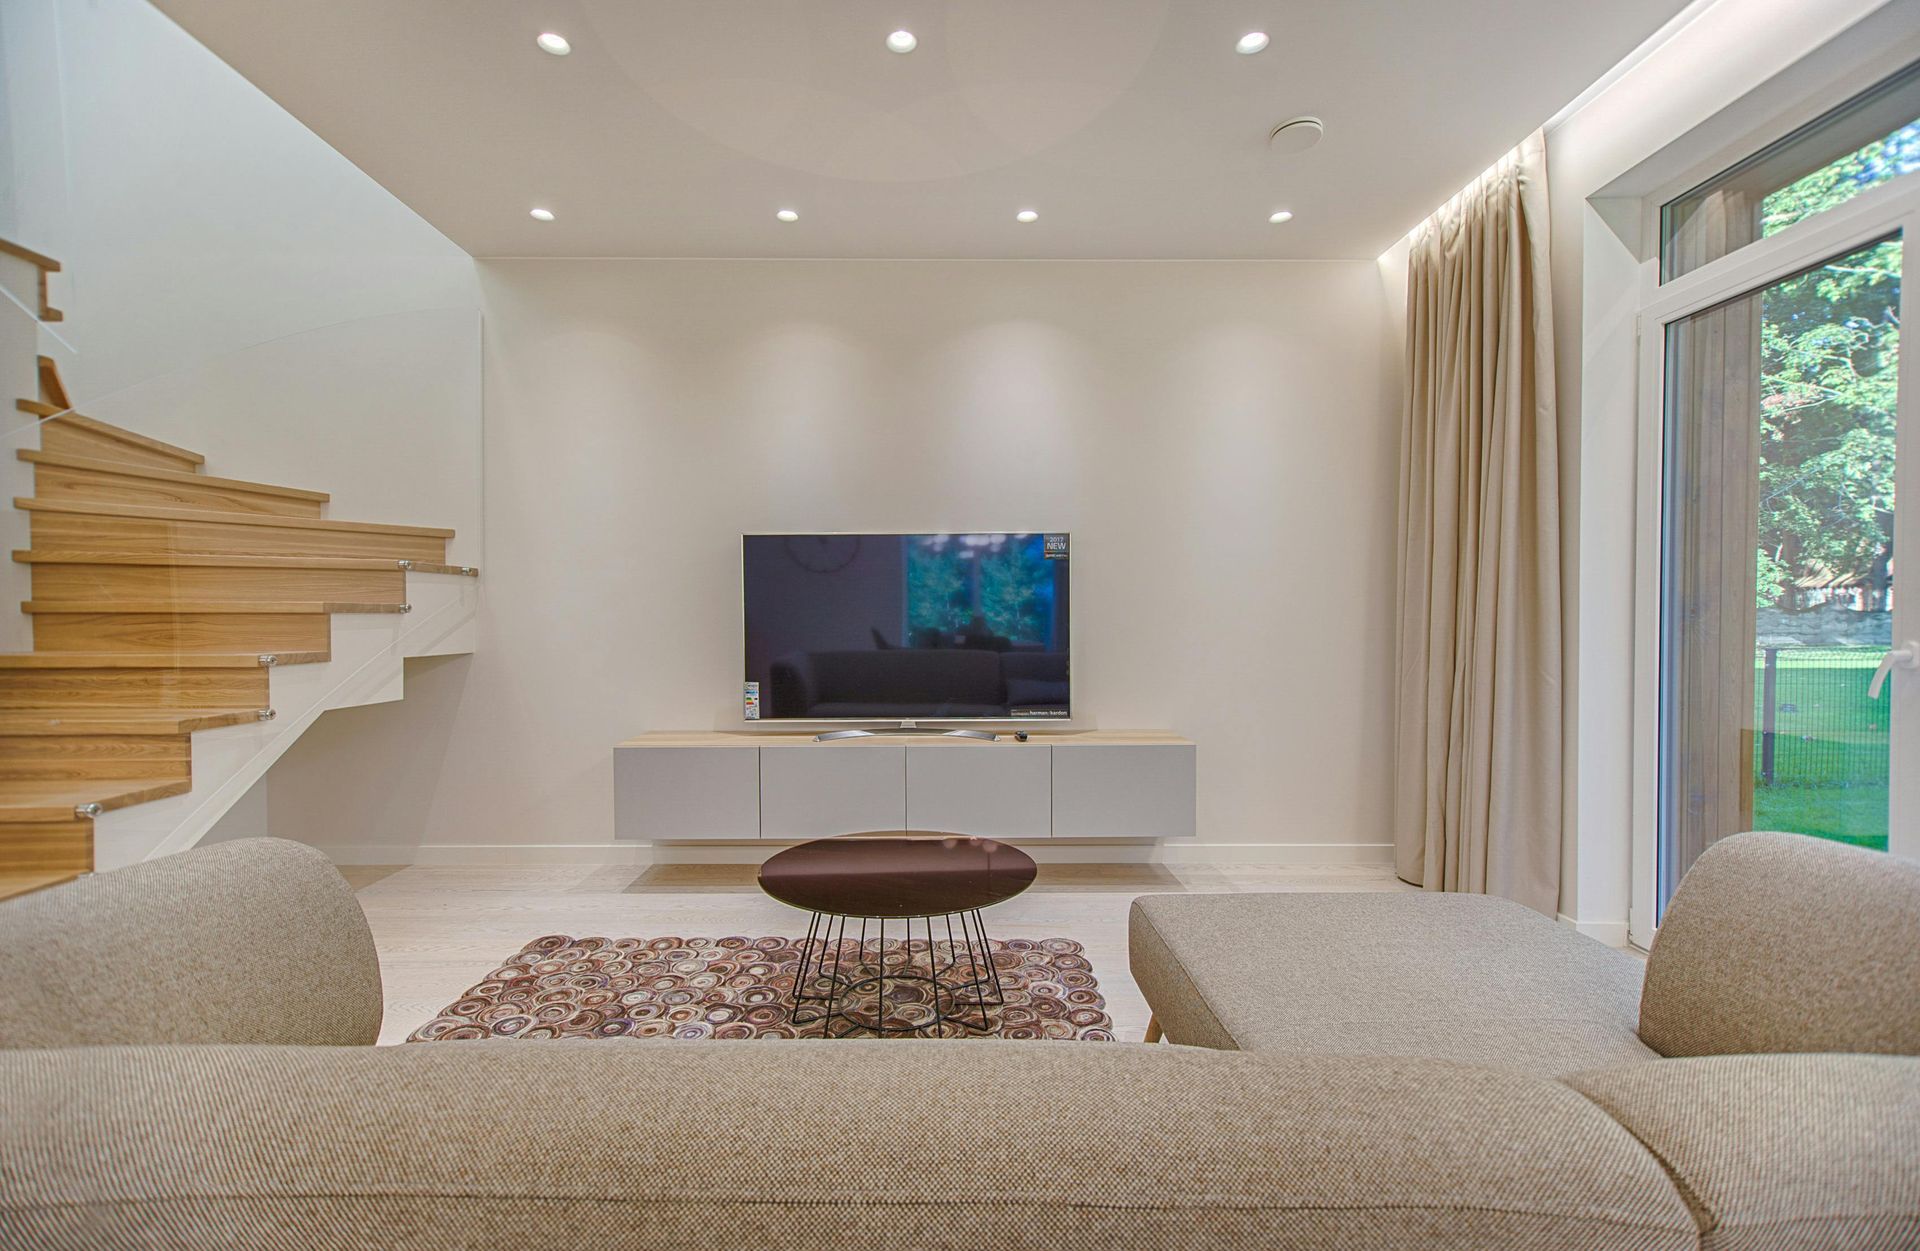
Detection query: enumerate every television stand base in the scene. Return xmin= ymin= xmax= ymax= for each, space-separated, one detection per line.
xmin=814 ymin=726 xmax=998 ymax=742
xmin=615 ymin=729 xmax=1197 ymax=842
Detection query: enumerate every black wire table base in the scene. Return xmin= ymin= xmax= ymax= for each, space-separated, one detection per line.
xmin=788 ymin=908 xmax=1009 ymax=1037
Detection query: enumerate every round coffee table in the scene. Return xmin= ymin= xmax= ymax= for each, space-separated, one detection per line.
xmin=757 ymin=833 xmax=1038 ymax=1037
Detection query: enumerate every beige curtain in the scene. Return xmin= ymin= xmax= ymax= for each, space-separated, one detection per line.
xmin=1659 ymin=199 xmax=1762 ymax=902
xmin=1394 ymin=130 xmax=1561 ymax=915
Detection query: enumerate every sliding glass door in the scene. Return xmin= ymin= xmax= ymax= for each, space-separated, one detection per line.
xmin=1657 ymin=235 xmax=1905 ymax=911
xmin=1641 ymin=62 xmax=1919 ymax=929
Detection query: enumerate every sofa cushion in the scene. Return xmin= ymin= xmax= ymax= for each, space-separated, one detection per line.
xmin=1130 ymin=892 xmax=1656 ymax=1076
xmin=0 ymin=1040 xmax=1697 ymax=1250
xmin=1568 ymin=1054 xmax=1920 ymax=1250
xmin=0 ymin=838 xmax=382 ymax=1050
xmin=1639 ymin=831 xmax=1920 ymax=1058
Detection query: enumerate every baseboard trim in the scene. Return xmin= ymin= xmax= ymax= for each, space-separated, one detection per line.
xmin=1145 ymin=841 xmax=1395 ymax=866
xmin=313 ymin=840 xmax=1397 ymax=868
xmin=314 ymin=842 xmax=651 ymax=866
xmin=648 ymin=841 xmax=1395 ymax=866
xmin=1558 ymin=913 xmax=1632 ymax=949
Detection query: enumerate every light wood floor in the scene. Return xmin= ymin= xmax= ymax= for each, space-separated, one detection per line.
xmin=348 ymin=862 xmax=1417 ymax=1046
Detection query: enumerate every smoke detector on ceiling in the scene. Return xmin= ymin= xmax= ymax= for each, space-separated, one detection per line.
xmin=1268 ymin=117 xmax=1325 ymax=155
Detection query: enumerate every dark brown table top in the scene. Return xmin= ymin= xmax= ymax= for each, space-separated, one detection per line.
xmin=757 ymin=833 xmax=1038 ymax=918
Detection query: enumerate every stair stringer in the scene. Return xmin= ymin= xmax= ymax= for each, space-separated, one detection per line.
xmin=90 ymin=571 xmax=477 ymax=869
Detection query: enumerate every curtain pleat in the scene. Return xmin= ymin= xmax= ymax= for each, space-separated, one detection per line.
xmin=1658 ymin=197 xmax=1761 ymax=901
xmin=1394 ymin=130 xmax=1562 ymax=915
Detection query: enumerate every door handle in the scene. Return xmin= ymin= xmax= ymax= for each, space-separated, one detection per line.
xmin=1868 ymin=641 xmax=1919 ymax=699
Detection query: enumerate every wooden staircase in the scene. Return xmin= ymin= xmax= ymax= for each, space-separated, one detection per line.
xmin=0 ymin=348 xmax=476 ymax=901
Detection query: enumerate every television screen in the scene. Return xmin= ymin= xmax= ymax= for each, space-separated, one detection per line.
xmin=743 ymin=532 xmax=1071 ymax=722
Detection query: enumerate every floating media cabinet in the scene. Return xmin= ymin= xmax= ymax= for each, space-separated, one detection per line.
xmin=614 ymin=731 xmax=1196 ymax=843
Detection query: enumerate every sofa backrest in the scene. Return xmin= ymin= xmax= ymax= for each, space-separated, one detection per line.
xmin=1640 ymin=831 xmax=1920 ymax=1058
xmin=0 ymin=1040 xmax=1701 ymax=1251
xmin=1569 ymin=1053 xmax=1920 ymax=1250
xmin=0 ymin=838 xmax=383 ymax=1050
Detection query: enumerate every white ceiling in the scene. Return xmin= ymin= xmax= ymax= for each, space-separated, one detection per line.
xmin=152 ymin=0 xmax=1694 ymax=260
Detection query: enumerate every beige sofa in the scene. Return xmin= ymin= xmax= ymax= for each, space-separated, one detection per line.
xmin=1 ymin=835 xmax=1916 ymax=1250
xmin=1131 ymin=832 xmax=1920 ymax=1070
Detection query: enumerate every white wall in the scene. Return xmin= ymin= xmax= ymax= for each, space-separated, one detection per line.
xmin=1543 ymin=0 xmax=1908 ymax=938
xmin=0 ymin=0 xmax=478 ymax=396
xmin=0 ymin=0 xmax=483 ymax=582
xmin=77 ymin=308 xmax=483 ymax=559
xmin=272 ymin=258 xmax=1403 ymax=862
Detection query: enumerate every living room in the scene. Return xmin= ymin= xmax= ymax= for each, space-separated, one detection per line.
xmin=1 ymin=0 xmax=1917 ymax=1246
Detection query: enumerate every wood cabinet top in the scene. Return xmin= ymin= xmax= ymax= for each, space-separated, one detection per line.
xmin=617 ymin=729 xmax=1192 ymax=748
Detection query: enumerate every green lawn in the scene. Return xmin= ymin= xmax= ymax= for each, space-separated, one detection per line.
xmin=1750 ymin=649 xmax=1888 ymax=852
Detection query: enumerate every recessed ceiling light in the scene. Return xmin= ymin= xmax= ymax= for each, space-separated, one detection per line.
xmin=535 ymin=32 xmax=571 ymax=56
xmin=529 ymin=207 xmax=555 ymax=222
xmin=886 ymin=30 xmax=917 ymax=54
xmin=776 ymin=208 xmax=800 ymax=223
xmin=1016 ymin=209 xmax=1039 ymax=223
xmin=1268 ymin=210 xmax=1294 ymax=224
xmin=1236 ymin=32 xmax=1270 ymax=55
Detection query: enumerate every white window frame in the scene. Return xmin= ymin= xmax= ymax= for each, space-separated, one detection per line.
xmin=1629 ymin=170 xmax=1920 ymax=948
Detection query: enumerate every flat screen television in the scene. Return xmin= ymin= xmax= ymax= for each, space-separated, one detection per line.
xmin=743 ymin=532 xmax=1071 ymax=722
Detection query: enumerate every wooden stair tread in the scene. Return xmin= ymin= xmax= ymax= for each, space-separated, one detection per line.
xmin=23 ymin=600 xmax=407 ymax=615
xmin=0 ymin=372 xmax=463 ymax=879
xmin=13 ymin=408 xmax=204 ymax=466
xmin=15 ymin=497 xmax=453 ymax=538
xmin=0 ymin=708 xmax=261 ymax=735
xmin=18 ymin=450 xmax=331 ymax=502
xmin=0 ymin=652 xmax=325 ymax=668
xmin=0 ymin=362 xmax=465 ymax=882
xmin=13 ymin=551 xmax=474 ymax=574
xmin=0 ymin=871 xmax=79 ymax=901
xmin=0 ymin=778 xmax=192 ymax=820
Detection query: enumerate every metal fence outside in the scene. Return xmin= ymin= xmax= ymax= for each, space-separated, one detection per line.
xmin=1753 ymin=646 xmax=1890 ymax=788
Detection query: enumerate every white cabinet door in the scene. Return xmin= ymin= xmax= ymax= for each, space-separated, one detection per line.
xmin=760 ymin=743 xmax=906 ymax=841
xmin=614 ymin=746 xmax=761 ymax=841
xmin=1052 ymin=744 xmax=1196 ymax=839
xmin=906 ymin=745 xmax=1054 ymax=840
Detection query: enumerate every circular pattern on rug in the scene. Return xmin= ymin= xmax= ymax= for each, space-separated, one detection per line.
xmin=408 ymin=935 xmax=1114 ymax=1043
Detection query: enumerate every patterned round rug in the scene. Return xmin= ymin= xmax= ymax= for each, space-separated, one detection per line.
xmin=408 ymin=934 xmax=1115 ymax=1042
